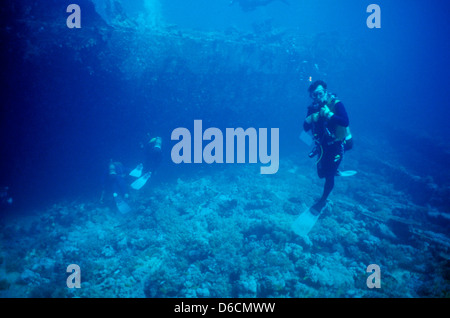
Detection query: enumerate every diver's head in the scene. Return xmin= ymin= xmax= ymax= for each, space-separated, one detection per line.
xmin=150 ymin=136 xmax=162 ymax=149
xmin=308 ymin=80 xmax=328 ymax=104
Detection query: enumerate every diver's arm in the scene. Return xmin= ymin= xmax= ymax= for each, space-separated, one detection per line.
xmin=303 ymin=108 xmax=317 ymax=131
xmin=328 ymin=102 xmax=349 ymax=127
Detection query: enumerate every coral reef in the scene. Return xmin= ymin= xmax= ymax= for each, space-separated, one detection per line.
xmin=0 ymin=155 xmax=448 ymax=298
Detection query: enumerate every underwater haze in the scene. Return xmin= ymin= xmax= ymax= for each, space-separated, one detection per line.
xmin=0 ymin=0 xmax=449 ymax=298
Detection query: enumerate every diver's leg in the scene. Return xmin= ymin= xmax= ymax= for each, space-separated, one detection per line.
xmin=322 ymin=142 xmax=343 ymax=200
xmin=311 ymin=174 xmax=333 ymax=213
xmin=321 ymin=175 xmax=335 ymax=202
xmin=312 ymin=143 xmax=342 ymax=213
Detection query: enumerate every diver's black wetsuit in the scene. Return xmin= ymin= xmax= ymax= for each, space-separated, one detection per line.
xmin=102 ymin=162 xmax=129 ymax=198
xmin=144 ymin=143 xmax=162 ymax=174
xmin=303 ymin=100 xmax=349 ymax=206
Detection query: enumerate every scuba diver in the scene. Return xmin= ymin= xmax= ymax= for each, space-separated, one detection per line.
xmin=229 ymin=0 xmax=289 ymax=12
xmin=0 ymin=186 xmax=13 ymax=210
xmin=143 ymin=136 xmax=162 ymax=175
xmin=100 ymin=160 xmax=131 ymax=213
xmin=130 ymin=136 xmax=162 ymax=190
xmin=303 ymin=80 xmax=351 ymax=213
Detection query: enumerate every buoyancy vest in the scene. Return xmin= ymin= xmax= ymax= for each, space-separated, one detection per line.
xmin=326 ymin=98 xmax=352 ymax=142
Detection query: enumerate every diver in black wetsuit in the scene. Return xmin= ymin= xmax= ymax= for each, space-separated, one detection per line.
xmin=229 ymin=0 xmax=289 ymax=12
xmin=100 ymin=160 xmax=130 ymax=204
xmin=142 ymin=136 xmax=162 ymax=176
xmin=0 ymin=186 xmax=13 ymax=210
xmin=303 ymin=80 xmax=351 ymax=213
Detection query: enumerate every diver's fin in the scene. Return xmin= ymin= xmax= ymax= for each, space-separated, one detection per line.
xmin=114 ymin=195 xmax=131 ymax=214
xmin=291 ymin=202 xmax=328 ymax=238
xmin=338 ymin=170 xmax=357 ymax=177
xmin=130 ymin=172 xmax=151 ymax=190
xmin=129 ymin=163 xmax=143 ymax=178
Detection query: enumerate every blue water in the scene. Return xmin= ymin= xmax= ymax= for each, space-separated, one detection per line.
xmin=0 ymin=0 xmax=448 ymax=298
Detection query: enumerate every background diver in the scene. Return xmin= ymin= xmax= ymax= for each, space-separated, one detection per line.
xmin=130 ymin=135 xmax=162 ymax=190
xmin=100 ymin=160 xmax=130 ymax=205
xmin=143 ymin=136 xmax=162 ymax=176
xmin=0 ymin=186 xmax=13 ymax=210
